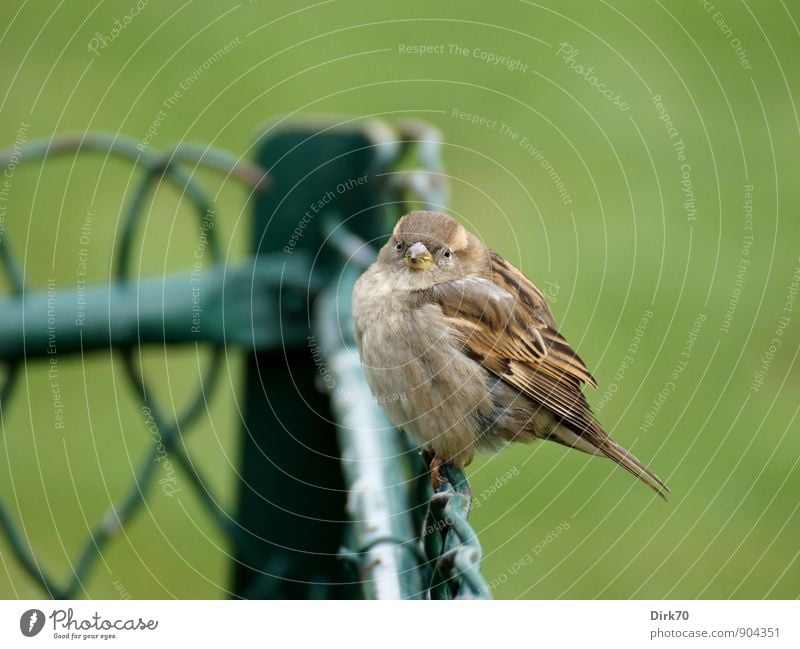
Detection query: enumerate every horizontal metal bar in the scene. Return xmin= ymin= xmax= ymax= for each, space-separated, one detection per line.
xmin=0 ymin=253 xmax=314 ymax=359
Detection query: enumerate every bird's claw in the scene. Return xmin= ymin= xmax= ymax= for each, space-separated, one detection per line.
xmin=429 ymin=453 xmax=445 ymax=491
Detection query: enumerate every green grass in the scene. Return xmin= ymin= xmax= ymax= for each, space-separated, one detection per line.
xmin=1 ymin=0 xmax=798 ymax=599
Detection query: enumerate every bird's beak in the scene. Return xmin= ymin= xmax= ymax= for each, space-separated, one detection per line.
xmin=404 ymin=242 xmax=433 ymax=270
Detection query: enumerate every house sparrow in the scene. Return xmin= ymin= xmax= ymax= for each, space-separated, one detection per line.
xmin=352 ymin=211 xmax=668 ymax=498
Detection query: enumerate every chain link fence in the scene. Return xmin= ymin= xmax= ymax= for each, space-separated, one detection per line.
xmin=0 ymin=119 xmax=490 ymax=599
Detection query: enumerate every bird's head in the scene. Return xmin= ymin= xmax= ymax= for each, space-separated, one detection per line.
xmin=377 ymin=211 xmax=489 ymax=287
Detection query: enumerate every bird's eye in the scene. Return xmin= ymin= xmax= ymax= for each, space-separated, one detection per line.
xmin=394 ymin=241 xmax=403 ymax=252
xmin=442 ymin=248 xmax=452 ymax=259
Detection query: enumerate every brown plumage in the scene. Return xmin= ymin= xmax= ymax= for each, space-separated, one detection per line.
xmin=352 ymin=211 xmax=669 ymax=498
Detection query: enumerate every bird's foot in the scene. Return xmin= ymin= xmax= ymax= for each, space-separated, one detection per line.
xmin=429 ymin=453 xmax=446 ymax=491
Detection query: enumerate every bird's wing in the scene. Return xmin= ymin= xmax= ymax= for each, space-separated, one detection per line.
xmin=422 ymin=252 xmax=670 ymax=497
xmin=425 ymin=251 xmax=598 ymax=435
xmin=489 ymin=252 xmax=597 ymax=388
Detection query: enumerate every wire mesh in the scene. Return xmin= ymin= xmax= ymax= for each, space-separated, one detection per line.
xmin=0 ymin=123 xmax=491 ymax=600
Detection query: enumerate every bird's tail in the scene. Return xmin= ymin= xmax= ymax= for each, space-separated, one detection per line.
xmin=595 ymin=435 xmax=670 ymax=500
xmin=548 ymin=422 xmax=670 ymax=499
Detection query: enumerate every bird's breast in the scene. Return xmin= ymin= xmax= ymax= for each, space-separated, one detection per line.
xmin=353 ymin=272 xmax=493 ymax=464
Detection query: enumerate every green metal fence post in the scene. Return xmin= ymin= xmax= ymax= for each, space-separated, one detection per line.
xmin=232 ymin=119 xmax=400 ymax=598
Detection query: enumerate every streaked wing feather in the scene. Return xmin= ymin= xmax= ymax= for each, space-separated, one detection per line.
xmin=425 ymin=256 xmax=599 ymax=437
xmin=489 ymin=252 xmax=597 ymax=388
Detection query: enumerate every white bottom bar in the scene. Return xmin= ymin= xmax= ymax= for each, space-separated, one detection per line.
xmin=1 ymin=600 xmax=796 ymax=647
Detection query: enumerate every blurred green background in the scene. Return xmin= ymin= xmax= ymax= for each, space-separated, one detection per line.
xmin=1 ymin=0 xmax=798 ymax=599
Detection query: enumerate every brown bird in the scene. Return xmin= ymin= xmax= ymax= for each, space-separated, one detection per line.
xmin=352 ymin=211 xmax=668 ymax=498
